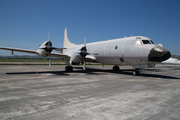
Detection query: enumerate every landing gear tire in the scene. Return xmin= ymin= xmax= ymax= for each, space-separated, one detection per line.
xmin=113 ymin=65 xmax=120 ymax=71
xmin=132 ymin=69 xmax=140 ymax=76
xmin=65 ymin=66 xmax=73 ymax=72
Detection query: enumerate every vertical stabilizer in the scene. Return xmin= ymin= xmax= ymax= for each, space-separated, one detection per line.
xmin=63 ymin=28 xmax=76 ymax=48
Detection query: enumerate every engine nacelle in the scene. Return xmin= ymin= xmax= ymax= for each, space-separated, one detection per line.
xmin=36 ymin=49 xmax=49 ymax=57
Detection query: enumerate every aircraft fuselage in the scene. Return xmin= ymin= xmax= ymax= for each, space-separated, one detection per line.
xmin=63 ymin=36 xmax=171 ymax=68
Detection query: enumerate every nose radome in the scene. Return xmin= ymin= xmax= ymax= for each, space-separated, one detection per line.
xmin=148 ymin=46 xmax=171 ymax=62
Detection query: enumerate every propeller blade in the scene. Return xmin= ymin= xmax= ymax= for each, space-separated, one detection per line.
xmin=82 ymin=38 xmax=87 ymax=70
xmin=49 ymin=53 xmax=51 ymax=66
xmin=47 ymin=31 xmax=51 ymax=47
xmin=84 ymin=37 xmax=86 ymax=47
xmin=48 ymin=31 xmax=50 ymax=41
xmin=83 ymin=58 xmax=86 ymax=70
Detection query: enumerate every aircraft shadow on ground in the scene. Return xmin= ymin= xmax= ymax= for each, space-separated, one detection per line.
xmin=6 ymin=67 xmax=180 ymax=79
xmin=74 ymin=67 xmax=180 ymax=79
xmin=6 ymin=71 xmax=69 ymax=76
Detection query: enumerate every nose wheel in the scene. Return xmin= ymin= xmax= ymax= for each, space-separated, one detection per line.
xmin=132 ymin=69 xmax=140 ymax=76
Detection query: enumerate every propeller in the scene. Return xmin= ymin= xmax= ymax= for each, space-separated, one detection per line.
xmin=79 ymin=38 xmax=98 ymax=70
xmin=38 ymin=31 xmax=66 ymax=66
xmin=79 ymin=37 xmax=88 ymax=57
xmin=48 ymin=31 xmax=52 ymax=66
xmin=43 ymin=31 xmax=53 ymax=66
xmin=80 ymin=38 xmax=87 ymax=70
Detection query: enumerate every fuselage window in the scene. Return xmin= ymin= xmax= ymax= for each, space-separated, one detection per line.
xmin=142 ymin=40 xmax=151 ymax=44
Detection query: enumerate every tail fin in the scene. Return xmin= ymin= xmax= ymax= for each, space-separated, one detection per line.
xmin=63 ymin=28 xmax=76 ymax=48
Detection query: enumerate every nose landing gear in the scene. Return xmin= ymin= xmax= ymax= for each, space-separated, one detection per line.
xmin=132 ymin=69 xmax=140 ymax=76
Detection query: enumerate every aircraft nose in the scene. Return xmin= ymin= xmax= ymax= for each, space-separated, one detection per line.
xmin=148 ymin=46 xmax=171 ymax=62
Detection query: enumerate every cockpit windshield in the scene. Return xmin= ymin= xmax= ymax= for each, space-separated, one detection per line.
xmin=150 ymin=40 xmax=154 ymax=44
xmin=134 ymin=40 xmax=154 ymax=45
xmin=142 ymin=40 xmax=151 ymax=44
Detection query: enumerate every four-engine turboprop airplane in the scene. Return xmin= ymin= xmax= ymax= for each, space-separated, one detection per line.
xmin=0 ymin=28 xmax=171 ymax=75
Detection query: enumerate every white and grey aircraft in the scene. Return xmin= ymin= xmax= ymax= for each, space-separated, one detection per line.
xmin=0 ymin=28 xmax=171 ymax=75
xmin=156 ymin=43 xmax=180 ymax=65
xmin=161 ymin=57 xmax=180 ymax=65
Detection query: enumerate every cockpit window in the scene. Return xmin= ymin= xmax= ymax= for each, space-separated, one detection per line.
xmin=142 ymin=40 xmax=151 ymax=44
xmin=150 ymin=40 xmax=154 ymax=44
xmin=134 ymin=40 xmax=142 ymax=45
xmin=134 ymin=39 xmax=155 ymax=46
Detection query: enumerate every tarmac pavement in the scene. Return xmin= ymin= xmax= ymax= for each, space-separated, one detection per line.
xmin=0 ymin=65 xmax=180 ymax=120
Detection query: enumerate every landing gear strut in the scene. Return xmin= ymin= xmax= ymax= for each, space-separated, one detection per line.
xmin=65 ymin=66 xmax=73 ymax=72
xmin=132 ymin=69 xmax=140 ymax=76
xmin=113 ymin=65 xmax=120 ymax=71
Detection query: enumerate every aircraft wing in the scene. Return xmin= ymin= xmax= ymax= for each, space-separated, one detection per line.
xmin=50 ymin=52 xmax=69 ymax=59
xmin=0 ymin=46 xmax=70 ymax=59
xmin=0 ymin=46 xmax=38 ymax=55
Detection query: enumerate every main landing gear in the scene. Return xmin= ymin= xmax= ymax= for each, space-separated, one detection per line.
xmin=113 ymin=65 xmax=120 ymax=71
xmin=132 ymin=69 xmax=140 ymax=76
xmin=112 ymin=65 xmax=140 ymax=76
xmin=65 ymin=66 xmax=73 ymax=72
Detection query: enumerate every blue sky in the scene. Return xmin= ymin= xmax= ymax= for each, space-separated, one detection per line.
xmin=0 ymin=0 xmax=180 ymax=56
